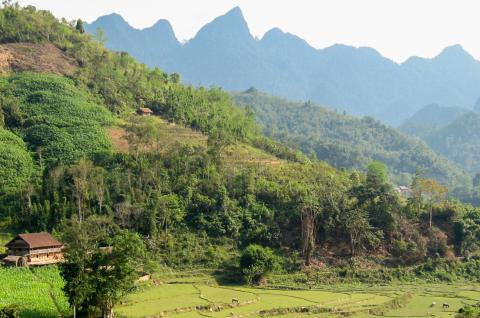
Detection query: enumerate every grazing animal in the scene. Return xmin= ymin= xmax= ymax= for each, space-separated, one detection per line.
xmin=430 ymin=302 xmax=436 ymax=307
xmin=232 ymin=298 xmax=239 ymax=304
xmin=443 ymin=303 xmax=450 ymax=309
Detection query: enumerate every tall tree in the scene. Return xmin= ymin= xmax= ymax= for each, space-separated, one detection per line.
xmin=61 ymin=224 xmax=147 ymax=318
xmin=416 ymin=178 xmax=448 ymax=228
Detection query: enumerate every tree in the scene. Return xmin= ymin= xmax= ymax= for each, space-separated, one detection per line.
xmin=61 ymin=224 xmax=147 ymax=318
xmin=94 ymin=27 xmax=107 ymax=45
xmin=293 ymin=183 xmax=321 ymax=266
xmin=169 ymin=73 xmax=180 ymax=84
xmin=0 ymin=95 xmax=24 ymax=128
xmin=90 ymin=167 xmax=107 ymax=215
xmin=367 ymin=161 xmax=388 ymax=184
xmin=344 ymin=206 xmax=370 ymax=256
xmin=414 ymin=178 xmax=448 ymax=228
xmin=75 ymin=19 xmax=85 ymax=34
xmin=69 ymin=159 xmax=94 ymax=224
xmin=240 ymin=244 xmax=278 ymax=284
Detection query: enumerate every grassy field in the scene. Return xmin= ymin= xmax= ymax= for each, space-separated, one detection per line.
xmin=0 ymin=266 xmax=69 ymax=318
xmin=1 ymin=267 xmax=478 ymax=318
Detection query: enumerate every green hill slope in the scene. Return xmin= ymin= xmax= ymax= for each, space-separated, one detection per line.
xmin=399 ymin=104 xmax=468 ymax=139
xmin=233 ymin=88 xmax=470 ymax=189
xmin=401 ymin=105 xmax=480 ymax=176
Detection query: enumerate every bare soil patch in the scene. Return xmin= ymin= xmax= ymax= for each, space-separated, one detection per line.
xmin=0 ymin=42 xmax=77 ymax=75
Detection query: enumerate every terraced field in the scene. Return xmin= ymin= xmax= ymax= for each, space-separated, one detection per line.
xmin=117 ymin=278 xmax=480 ymax=318
xmin=107 ymin=116 xmax=284 ymax=168
xmin=1 ymin=267 xmax=478 ymax=318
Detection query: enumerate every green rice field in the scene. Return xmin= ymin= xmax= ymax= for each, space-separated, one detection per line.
xmin=0 ymin=267 xmax=479 ymax=318
xmin=116 ymin=281 xmax=479 ymax=318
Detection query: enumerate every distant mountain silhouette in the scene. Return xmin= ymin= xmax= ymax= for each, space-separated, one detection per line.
xmin=86 ymin=7 xmax=480 ymax=125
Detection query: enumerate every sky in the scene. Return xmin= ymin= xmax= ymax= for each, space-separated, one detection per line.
xmin=17 ymin=0 xmax=480 ymax=63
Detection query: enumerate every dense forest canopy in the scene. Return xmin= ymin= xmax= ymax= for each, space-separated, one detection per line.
xmin=401 ymin=105 xmax=480 ymax=178
xmin=232 ymin=89 xmax=478 ymax=201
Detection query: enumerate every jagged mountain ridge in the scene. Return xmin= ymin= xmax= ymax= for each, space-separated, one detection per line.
xmin=86 ymin=7 xmax=480 ymax=125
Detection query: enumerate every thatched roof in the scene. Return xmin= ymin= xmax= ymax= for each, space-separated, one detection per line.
xmin=5 ymin=232 xmax=63 ymax=249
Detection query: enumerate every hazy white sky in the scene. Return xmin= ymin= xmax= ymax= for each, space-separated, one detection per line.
xmin=17 ymin=0 xmax=480 ymax=62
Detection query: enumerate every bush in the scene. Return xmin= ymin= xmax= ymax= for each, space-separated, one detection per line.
xmin=458 ymin=303 xmax=480 ymax=317
xmin=0 ymin=305 xmax=20 ymax=318
xmin=427 ymin=228 xmax=449 ymax=258
xmin=240 ymin=244 xmax=279 ymax=284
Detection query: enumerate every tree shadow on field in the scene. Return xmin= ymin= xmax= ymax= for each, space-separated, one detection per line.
xmin=212 ymin=260 xmax=243 ymax=285
xmin=20 ymin=308 xmax=64 ymax=318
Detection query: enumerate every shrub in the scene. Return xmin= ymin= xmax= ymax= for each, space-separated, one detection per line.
xmin=458 ymin=303 xmax=480 ymax=317
xmin=0 ymin=305 xmax=20 ymax=318
xmin=240 ymin=244 xmax=279 ymax=284
xmin=427 ymin=227 xmax=449 ymax=258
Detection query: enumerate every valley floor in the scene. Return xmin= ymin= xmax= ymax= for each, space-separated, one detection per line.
xmin=1 ymin=267 xmax=478 ymax=318
xmin=117 ymin=281 xmax=475 ymax=318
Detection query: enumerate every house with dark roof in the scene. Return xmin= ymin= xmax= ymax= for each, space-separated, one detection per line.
xmin=3 ymin=232 xmax=64 ymax=266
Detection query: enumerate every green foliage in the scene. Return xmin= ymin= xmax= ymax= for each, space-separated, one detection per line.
xmin=60 ymin=223 xmax=148 ymax=317
xmin=0 ymin=73 xmax=112 ymax=164
xmin=367 ymin=161 xmax=388 ymax=183
xmin=0 ymin=2 xmax=73 ymax=44
xmin=0 ymin=128 xmax=34 ymax=195
xmin=240 ymin=244 xmax=279 ymax=284
xmin=0 ymin=306 xmax=19 ymax=318
xmin=458 ymin=304 xmax=480 ymax=318
xmin=402 ymin=106 xmax=480 ymax=178
xmin=233 ymin=89 xmax=471 ymax=194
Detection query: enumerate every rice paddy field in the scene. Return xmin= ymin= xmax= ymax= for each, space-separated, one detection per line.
xmin=0 ymin=267 xmax=479 ymax=318
xmin=116 ymin=281 xmax=479 ymax=318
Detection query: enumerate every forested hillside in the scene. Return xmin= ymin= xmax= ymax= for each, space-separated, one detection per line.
xmin=401 ymin=105 xmax=480 ymax=176
xmin=86 ymin=7 xmax=480 ymax=125
xmin=233 ymin=89 xmax=472 ymax=195
xmin=400 ymin=104 xmax=469 ymax=140
xmin=2 ymin=7 xmax=480 ymax=317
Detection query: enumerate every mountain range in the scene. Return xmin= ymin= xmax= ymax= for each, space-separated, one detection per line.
xmin=86 ymin=7 xmax=480 ymax=125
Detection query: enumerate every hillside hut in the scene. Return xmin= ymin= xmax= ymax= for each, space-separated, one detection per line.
xmin=136 ymin=107 xmax=153 ymax=116
xmin=3 ymin=232 xmax=64 ymax=266
xmin=394 ymin=186 xmax=411 ymax=197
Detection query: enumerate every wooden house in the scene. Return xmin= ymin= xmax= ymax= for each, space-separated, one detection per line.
xmin=3 ymin=232 xmax=64 ymax=266
xmin=136 ymin=107 xmax=153 ymax=116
